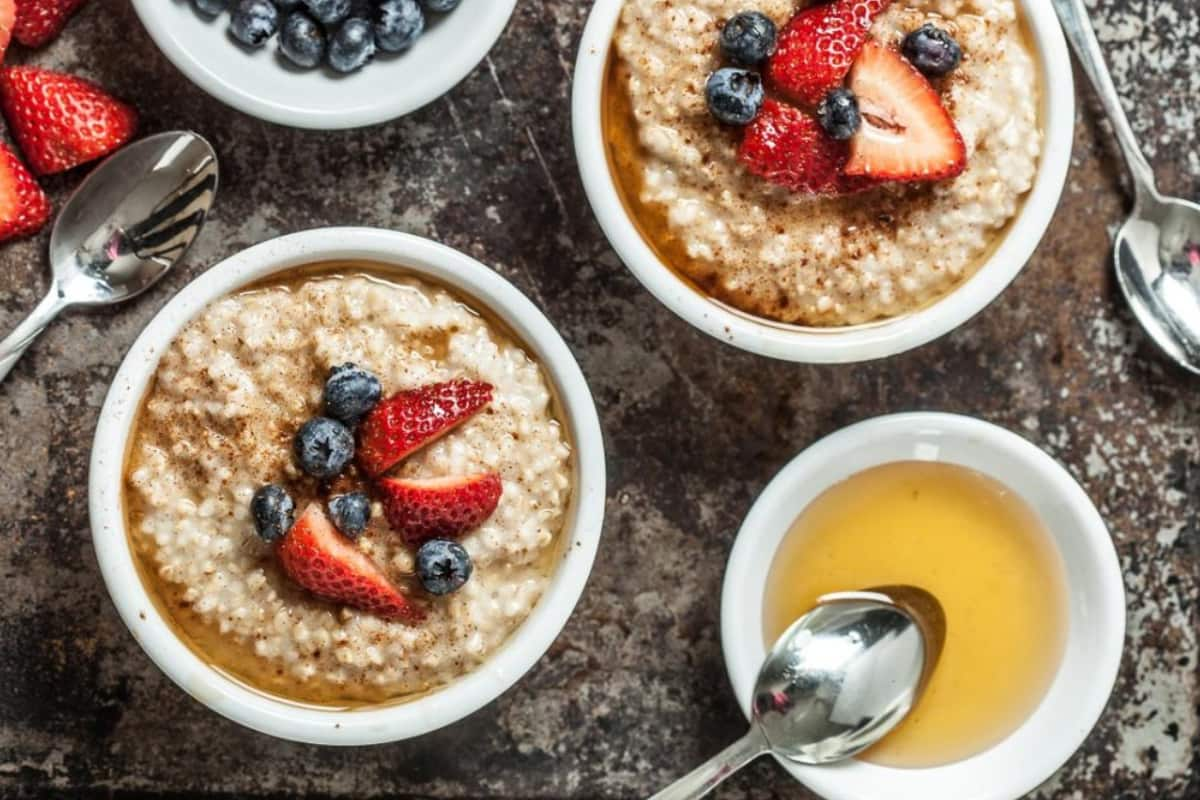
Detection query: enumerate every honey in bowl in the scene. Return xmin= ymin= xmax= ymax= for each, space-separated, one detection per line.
xmin=762 ymin=461 xmax=1068 ymax=768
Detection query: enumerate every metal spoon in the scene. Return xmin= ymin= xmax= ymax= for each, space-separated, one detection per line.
xmin=0 ymin=131 xmax=218 ymax=383
xmin=650 ymin=586 xmax=945 ymax=800
xmin=1053 ymin=0 xmax=1200 ymax=374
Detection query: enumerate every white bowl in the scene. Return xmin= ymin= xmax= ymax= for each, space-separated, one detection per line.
xmin=131 ymin=1 xmax=516 ymax=129
xmin=722 ymin=413 xmax=1124 ymax=800
xmin=88 ymin=227 xmax=606 ymax=744
xmin=572 ymin=0 xmax=1075 ymax=363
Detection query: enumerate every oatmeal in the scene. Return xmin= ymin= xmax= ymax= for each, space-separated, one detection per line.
xmin=609 ymin=0 xmax=1042 ymax=325
xmin=125 ymin=270 xmax=573 ymax=705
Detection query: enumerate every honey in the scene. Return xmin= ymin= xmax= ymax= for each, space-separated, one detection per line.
xmin=762 ymin=461 xmax=1068 ymax=767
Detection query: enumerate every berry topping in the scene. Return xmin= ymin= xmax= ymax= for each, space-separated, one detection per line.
xmin=739 ymin=98 xmax=868 ymax=195
xmin=817 ymin=87 xmax=861 ymax=141
xmin=0 ymin=66 xmax=138 ymax=176
xmin=251 ymin=484 xmax=295 ymax=543
xmin=191 ymin=0 xmax=229 ymax=15
xmin=765 ymin=0 xmax=891 ymax=107
xmin=416 ymin=539 xmax=473 ymax=596
xmin=294 ymin=417 xmax=355 ymax=479
xmin=357 ymin=380 xmax=493 ymax=477
xmin=279 ymin=11 xmax=326 ymax=68
xmin=378 ymin=473 xmax=503 ymax=545
xmin=719 ymin=11 xmax=777 ymax=67
xmin=13 ymin=0 xmax=85 ymax=48
xmin=301 ymin=0 xmax=349 ymax=26
xmin=375 ymin=0 xmax=424 ymax=52
xmin=844 ymin=41 xmax=966 ymax=182
xmin=277 ymin=504 xmax=423 ymax=621
xmin=328 ymin=491 xmax=371 ymax=539
xmin=323 ymin=363 xmax=382 ymax=424
xmin=328 ymin=17 xmax=376 ymax=73
xmin=902 ymin=23 xmax=963 ymax=78
xmin=705 ymin=67 xmax=765 ymax=126
xmin=229 ymin=0 xmax=279 ymax=47
xmin=0 ymin=143 xmax=50 ymax=244
xmin=419 ymin=0 xmax=459 ymax=11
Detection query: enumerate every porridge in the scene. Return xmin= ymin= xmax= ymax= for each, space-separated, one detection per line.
xmin=124 ymin=268 xmax=573 ymax=706
xmin=607 ymin=0 xmax=1042 ymax=326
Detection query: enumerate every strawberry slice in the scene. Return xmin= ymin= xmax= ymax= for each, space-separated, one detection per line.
xmin=276 ymin=504 xmax=424 ymax=623
xmin=357 ymin=380 xmax=493 ymax=477
xmin=379 ymin=473 xmax=503 ymax=545
xmin=739 ymin=98 xmax=873 ymax=195
xmin=0 ymin=142 xmax=49 ymax=242
xmin=0 ymin=65 xmax=138 ymax=176
xmin=13 ymin=0 xmax=86 ymax=48
xmin=0 ymin=0 xmax=16 ymax=62
xmin=766 ymin=0 xmax=891 ymax=108
xmin=844 ymin=41 xmax=966 ymax=182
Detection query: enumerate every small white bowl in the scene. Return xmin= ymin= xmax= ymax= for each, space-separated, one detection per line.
xmin=722 ymin=413 xmax=1124 ymax=800
xmin=131 ymin=1 xmax=516 ymax=129
xmin=88 ymin=227 xmax=606 ymax=744
xmin=572 ymin=0 xmax=1074 ymax=363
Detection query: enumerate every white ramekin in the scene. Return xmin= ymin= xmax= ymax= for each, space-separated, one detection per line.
xmin=722 ymin=413 xmax=1124 ymax=800
xmin=131 ymin=1 xmax=516 ymax=129
xmin=572 ymin=1 xmax=1075 ymax=362
xmin=88 ymin=227 xmax=606 ymax=744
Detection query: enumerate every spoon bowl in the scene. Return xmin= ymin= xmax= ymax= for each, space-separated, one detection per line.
xmin=0 ymin=131 xmax=218 ymax=382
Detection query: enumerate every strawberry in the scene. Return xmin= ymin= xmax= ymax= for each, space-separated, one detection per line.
xmin=739 ymin=98 xmax=872 ymax=195
xmin=276 ymin=504 xmax=424 ymax=623
xmin=0 ymin=142 xmax=49 ymax=242
xmin=766 ymin=0 xmax=891 ymax=108
xmin=0 ymin=65 xmax=138 ymax=176
xmin=0 ymin=0 xmax=16 ymax=62
xmin=13 ymin=0 xmax=85 ymax=48
xmin=844 ymin=41 xmax=966 ymax=181
xmin=357 ymin=380 xmax=493 ymax=477
xmin=379 ymin=473 xmax=503 ymax=545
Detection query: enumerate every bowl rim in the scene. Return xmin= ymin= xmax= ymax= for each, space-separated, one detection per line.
xmin=571 ymin=0 xmax=1075 ymax=363
xmin=87 ymin=227 xmax=607 ymax=744
xmin=720 ymin=412 xmax=1125 ymax=800
xmin=129 ymin=0 xmax=518 ymax=130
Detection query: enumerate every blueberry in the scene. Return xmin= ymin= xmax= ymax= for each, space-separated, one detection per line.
xmin=272 ymin=0 xmax=304 ymax=9
xmin=902 ymin=23 xmax=962 ymax=77
xmin=416 ymin=539 xmax=473 ymax=596
xmin=419 ymin=0 xmax=460 ymax=11
xmin=719 ymin=11 xmax=776 ymax=66
xmin=279 ymin=11 xmax=327 ymax=67
xmin=229 ymin=0 xmax=279 ymax=47
xmin=328 ymin=492 xmax=372 ymax=538
xmin=303 ymin=0 xmax=351 ymax=25
xmin=346 ymin=0 xmax=372 ymax=18
xmin=328 ymin=18 xmax=377 ymax=72
xmin=705 ymin=67 xmax=764 ymax=126
xmin=251 ymin=484 xmax=295 ymax=543
xmin=323 ymin=363 xmax=382 ymax=423
xmin=294 ymin=417 xmax=354 ymax=478
xmin=193 ymin=0 xmax=231 ymax=16
xmin=817 ymin=87 xmax=861 ymax=141
xmin=375 ymin=0 xmax=424 ymax=52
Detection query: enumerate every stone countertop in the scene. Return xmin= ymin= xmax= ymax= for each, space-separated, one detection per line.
xmin=0 ymin=1 xmax=1196 ymax=797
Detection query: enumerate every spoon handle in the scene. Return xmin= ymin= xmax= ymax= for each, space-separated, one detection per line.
xmin=648 ymin=727 xmax=769 ymax=800
xmin=1050 ymin=0 xmax=1158 ymax=201
xmin=0 ymin=289 xmax=66 ymax=384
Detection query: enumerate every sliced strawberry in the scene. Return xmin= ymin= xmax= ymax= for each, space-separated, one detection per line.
xmin=0 ymin=0 xmax=16 ymax=62
xmin=766 ymin=0 xmax=891 ymax=108
xmin=0 ymin=142 xmax=49 ymax=242
xmin=13 ymin=0 xmax=85 ymax=48
xmin=739 ymin=98 xmax=873 ymax=195
xmin=0 ymin=65 xmax=137 ymax=176
xmin=844 ymin=41 xmax=966 ymax=182
xmin=379 ymin=473 xmax=503 ymax=545
xmin=357 ymin=380 xmax=493 ymax=477
xmin=276 ymin=504 xmax=424 ymax=623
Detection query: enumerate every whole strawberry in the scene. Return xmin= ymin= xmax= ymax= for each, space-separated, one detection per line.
xmin=0 ymin=142 xmax=49 ymax=242
xmin=13 ymin=0 xmax=86 ymax=48
xmin=0 ymin=65 xmax=137 ymax=176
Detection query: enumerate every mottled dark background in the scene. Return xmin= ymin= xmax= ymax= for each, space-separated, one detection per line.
xmin=0 ymin=1 xmax=1196 ymax=798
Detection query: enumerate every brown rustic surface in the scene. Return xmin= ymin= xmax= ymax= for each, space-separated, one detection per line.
xmin=0 ymin=1 xmax=1196 ymax=798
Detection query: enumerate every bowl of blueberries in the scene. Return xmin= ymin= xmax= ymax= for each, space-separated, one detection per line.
xmin=133 ymin=0 xmax=515 ymax=129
